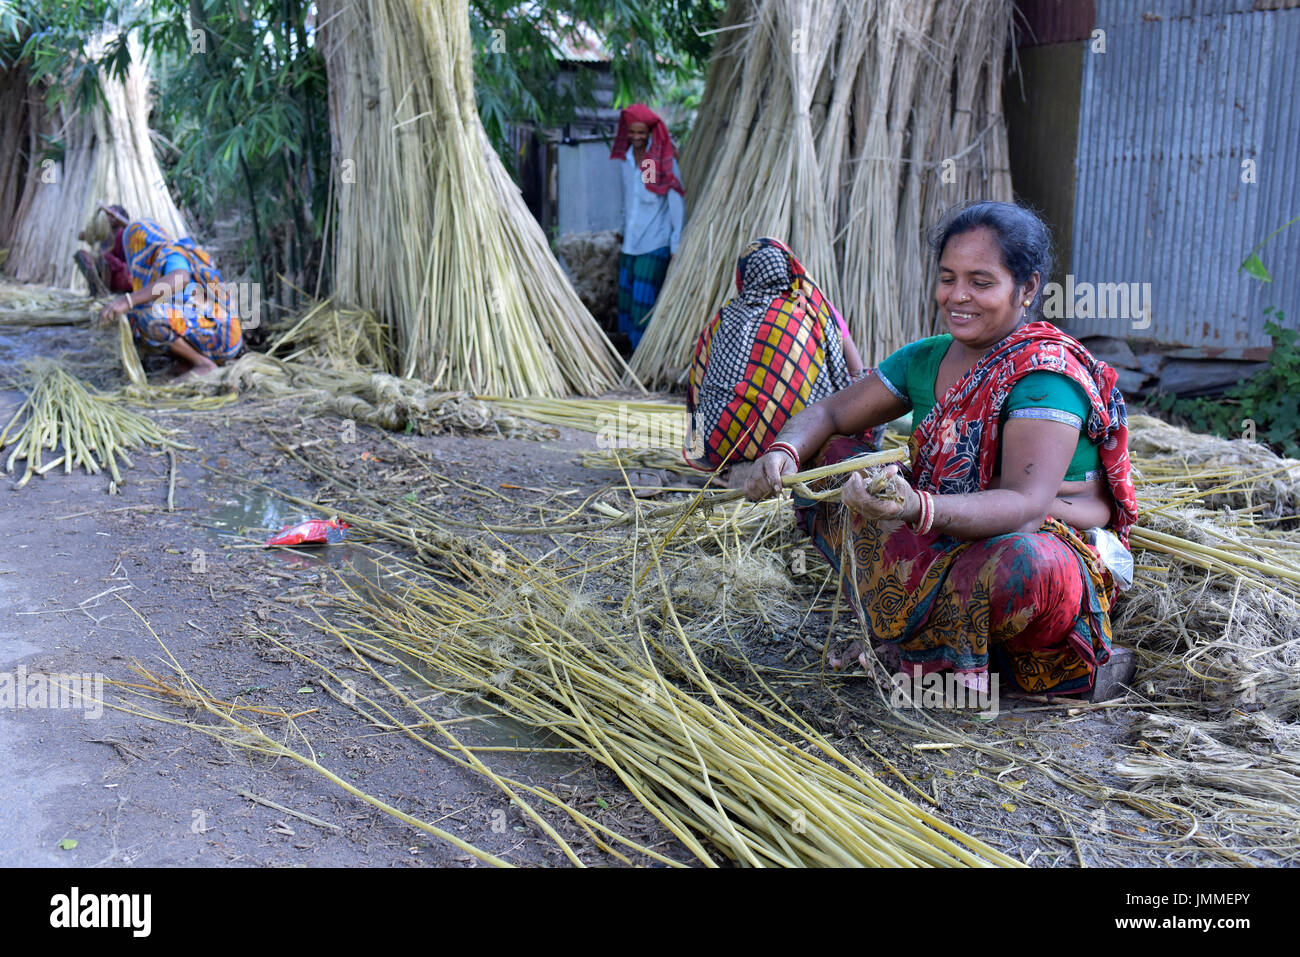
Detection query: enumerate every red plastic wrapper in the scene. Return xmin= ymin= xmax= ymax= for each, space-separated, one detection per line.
xmin=264 ymin=517 xmax=350 ymax=547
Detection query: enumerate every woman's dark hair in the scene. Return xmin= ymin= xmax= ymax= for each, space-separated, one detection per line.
xmin=930 ymin=201 xmax=1054 ymax=313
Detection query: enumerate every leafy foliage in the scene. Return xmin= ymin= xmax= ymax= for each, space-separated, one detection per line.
xmin=153 ymin=0 xmax=330 ymax=300
xmin=18 ymin=0 xmax=330 ymax=310
xmin=0 ymin=0 xmax=28 ymax=67
xmin=470 ymin=0 xmax=722 ymax=160
xmin=13 ymin=0 xmax=722 ymax=302
xmin=1152 ymin=310 xmax=1300 ymax=458
xmin=1239 ymin=214 xmax=1299 ymax=284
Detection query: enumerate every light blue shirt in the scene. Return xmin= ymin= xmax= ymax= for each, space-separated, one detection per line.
xmin=161 ymin=252 xmax=190 ymax=276
xmin=619 ymin=143 xmax=684 ymax=256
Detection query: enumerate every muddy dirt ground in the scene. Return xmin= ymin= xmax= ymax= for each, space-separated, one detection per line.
xmin=0 ymin=323 xmax=1282 ymax=868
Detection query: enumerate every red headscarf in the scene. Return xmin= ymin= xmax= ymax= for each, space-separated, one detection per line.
xmin=610 ymin=104 xmax=684 ymax=197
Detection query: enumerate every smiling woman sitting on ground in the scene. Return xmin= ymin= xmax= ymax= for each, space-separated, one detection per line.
xmin=745 ymin=201 xmax=1137 ymax=700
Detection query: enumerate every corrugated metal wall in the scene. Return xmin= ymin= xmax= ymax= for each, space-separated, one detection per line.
xmin=1066 ymin=1 xmax=1299 ymax=356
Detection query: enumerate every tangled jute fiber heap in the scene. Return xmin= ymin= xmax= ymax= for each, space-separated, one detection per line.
xmin=555 ymin=231 xmax=622 ymax=330
xmin=1127 ymin=413 xmax=1300 ymax=517
xmin=180 ymin=352 xmax=555 ymax=441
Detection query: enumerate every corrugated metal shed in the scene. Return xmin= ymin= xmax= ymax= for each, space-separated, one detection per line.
xmin=1065 ymin=1 xmax=1300 ymax=356
xmin=1092 ymin=0 xmax=1297 ymax=23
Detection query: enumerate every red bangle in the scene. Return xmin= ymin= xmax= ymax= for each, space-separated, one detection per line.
xmin=768 ymin=441 xmax=801 ymax=472
xmin=908 ymin=489 xmax=934 ymax=534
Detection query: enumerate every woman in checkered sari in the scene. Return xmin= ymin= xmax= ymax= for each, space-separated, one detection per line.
xmin=684 ymin=237 xmax=867 ymax=484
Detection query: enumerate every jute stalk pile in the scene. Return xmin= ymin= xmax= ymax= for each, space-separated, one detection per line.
xmin=4 ymin=35 xmax=187 ymax=290
xmin=144 ymin=404 xmax=1298 ymax=864
xmin=633 ymin=0 xmax=1014 ymax=388
xmin=316 ymin=0 xmax=631 ymax=397
xmin=0 ymin=279 xmax=96 ymax=325
xmin=0 ymin=358 xmax=187 ymax=491
xmin=314 ymin=546 xmax=1020 ymax=867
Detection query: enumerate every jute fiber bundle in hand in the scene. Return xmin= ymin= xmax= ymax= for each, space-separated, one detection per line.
xmin=632 ymin=0 xmax=1014 ymax=389
xmin=4 ymin=35 xmax=187 ymax=290
xmin=317 ymin=0 xmax=631 ymax=397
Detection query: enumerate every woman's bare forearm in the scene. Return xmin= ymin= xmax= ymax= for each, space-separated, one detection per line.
xmin=841 ymin=333 xmax=864 ymax=377
xmin=927 ymin=488 xmax=1050 ymax=540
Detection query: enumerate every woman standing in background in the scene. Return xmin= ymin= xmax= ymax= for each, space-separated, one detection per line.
xmin=610 ymin=103 xmax=684 ymax=350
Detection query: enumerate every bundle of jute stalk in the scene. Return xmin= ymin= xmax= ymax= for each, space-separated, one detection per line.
xmin=4 ymin=35 xmax=187 ymax=290
xmin=479 ymin=395 xmax=689 ymax=442
xmin=316 ymin=0 xmax=630 ymax=397
xmin=0 ymin=359 xmax=187 ymax=490
xmin=632 ymin=0 xmax=1014 ymax=388
xmin=263 ymin=297 xmax=391 ymax=373
xmin=309 ymin=533 xmax=1019 ymax=867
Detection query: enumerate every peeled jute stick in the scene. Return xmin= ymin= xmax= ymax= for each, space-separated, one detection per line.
xmin=703 ymin=445 xmax=910 ymax=506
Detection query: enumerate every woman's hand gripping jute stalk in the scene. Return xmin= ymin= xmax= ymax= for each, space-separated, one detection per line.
xmin=744 ymin=448 xmax=798 ymax=500
xmin=744 ymin=450 xmax=922 ymax=526
xmin=839 ymin=464 xmax=920 ymax=523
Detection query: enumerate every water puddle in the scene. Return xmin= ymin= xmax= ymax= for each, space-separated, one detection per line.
xmin=203 ymin=484 xmax=391 ymax=582
xmin=204 ymin=485 xmax=310 ymax=543
xmin=419 ymin=682 xmax=576 ymax=774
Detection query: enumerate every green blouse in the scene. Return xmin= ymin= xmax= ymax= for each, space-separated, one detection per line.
xmin=875 ymin=334 xmax=1102 ymax=482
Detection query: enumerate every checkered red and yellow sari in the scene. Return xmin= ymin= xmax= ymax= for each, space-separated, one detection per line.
xmin=684 ymin=238 xmax=851 ymax=470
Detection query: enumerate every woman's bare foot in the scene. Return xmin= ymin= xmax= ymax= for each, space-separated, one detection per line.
xmin=828 ymin=639 xmax=869 ymax=671
xmin=173 ymin=359 xmax=218 ymax=382
xmin=166 ymin=337 xmax=217 ymax=381
xmin=828 ymin=639 xmax=901 ymax=672
xmin=627 ymin=469 xmax=666 ymax=498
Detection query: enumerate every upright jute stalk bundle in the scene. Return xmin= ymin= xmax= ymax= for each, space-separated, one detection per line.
xmin=4 ymin=35 xmax=187 ymax=290
xmin=631 ymin=0 xmax=1013 ymax=389
xmin=317 ymin=0 xmax=631 ymax=397
xmin=0 ymin=63 xmax=32 ymax=250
